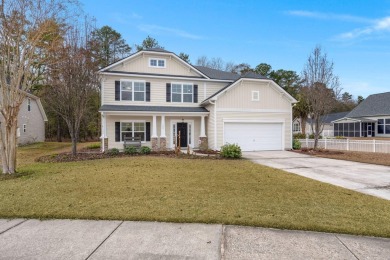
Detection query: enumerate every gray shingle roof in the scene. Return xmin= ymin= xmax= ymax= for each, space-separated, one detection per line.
xmin=143 ymin=48 xmax=171 ymax=53
xmin=194 ymin=66 xmax=240 ymax=81
xmin=308 ymin=111 xmax=350 ymax=124
xmin=241 ymin=71 xmax=268 ymax=79
xmin=346 ymin=92 xmax=390 ymax=118
xmin=100 ymin=105 xmax=209 ymax=113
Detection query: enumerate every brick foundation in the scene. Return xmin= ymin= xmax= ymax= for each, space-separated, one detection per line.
xmin=199 ymin=137 xmax=208 ymax=151
xmin=159 ymin=137 xmax=167 ymax=151
xmin=151 ymin=137 xmax=159 ymax=151
xmin=103 ymin=138 xmax=108 ymax=152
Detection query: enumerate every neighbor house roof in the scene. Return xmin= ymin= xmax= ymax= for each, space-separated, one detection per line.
xmin=194 ymin=66 xmax=240 ymax=81
xmin=99 ymin=105 xmax=209 ymax=113
xmin=346 ymin=92 xmax=390 ymax=118
xmin=307 ymin=111 xmax=350 ymax=124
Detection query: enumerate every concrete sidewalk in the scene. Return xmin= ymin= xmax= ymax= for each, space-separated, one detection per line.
xmin=243 ymin=151 xmax=390 ymax=200
xmin=1 ymin=219 xmax=390 ymax=259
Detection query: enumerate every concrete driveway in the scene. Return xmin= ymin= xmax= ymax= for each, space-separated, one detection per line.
xmin=243 ymin=151 xmax=390 ymax=200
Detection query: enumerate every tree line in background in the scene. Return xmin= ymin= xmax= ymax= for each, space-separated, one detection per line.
xmin=0 ymin=0 xmax=362 ymax=173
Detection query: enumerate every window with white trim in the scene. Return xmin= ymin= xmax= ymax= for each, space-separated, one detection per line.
xmin=121 ymin=122 xmax=145 ymax=141
xmin=293 ymin=121 xmax=301 ymax=132
xmin=252 ymin=91 xmax=260 ymax=101
xmin=149 ymin=58 xmax=166 ymax=68
xmin=378 ymin=119 xmax=390 ymax=134
xmin=23 ymin=124 xmax=26 ymax=133
xmin=172 ymin=83 xmax=193 ymax=103
xmin=120 ymin=81 xmax=145 ymax=101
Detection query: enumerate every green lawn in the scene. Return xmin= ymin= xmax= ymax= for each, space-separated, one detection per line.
xmin=1 ymin=142 xmax=390 ymax=237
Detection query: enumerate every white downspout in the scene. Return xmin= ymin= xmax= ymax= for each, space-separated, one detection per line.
xmin=209 ymin=99 xmax=217 ymax=150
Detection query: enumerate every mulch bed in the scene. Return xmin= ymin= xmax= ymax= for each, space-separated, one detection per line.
xmin=294 ymin=148 xmax=390 ymax=167
xmin=36 ymin=150 xmax=222 ymax=163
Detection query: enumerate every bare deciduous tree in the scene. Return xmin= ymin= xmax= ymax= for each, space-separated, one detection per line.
xmin=302 ymin=46 xmax=341 ymax=149
xmin=0 ymin=0 xmax=72 ymax=174
xmin=45 ymin=20 xmax=98 ymax=156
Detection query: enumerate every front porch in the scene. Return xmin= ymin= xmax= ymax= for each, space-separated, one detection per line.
xmin=100 ymin=108 xmax=209 ymax=152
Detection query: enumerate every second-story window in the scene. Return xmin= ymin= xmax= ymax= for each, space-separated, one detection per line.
xmin=172 ymin=83 xmax=193 ymax=103
xmin=121 ymin=81 xmax=145 ymax=101
xmin=149 ymin=58 xmax=166 ymax=68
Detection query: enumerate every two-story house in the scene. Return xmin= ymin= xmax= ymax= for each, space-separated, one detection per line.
xmin=0 ymin=92 xmax=47 ymax=145
xmin=98 ymin=48 xmax=297 ymax=152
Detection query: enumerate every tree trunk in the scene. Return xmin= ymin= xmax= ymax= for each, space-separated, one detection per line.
xmin=57 ymin=114 xmax=62 ymax=142
xmin=71 ymin=136 xmax=77 ymax=156
xmin=1 ymin=120 xmax=18 ymax=174
xmin=301 ymin=118 xmax=307 ymax=136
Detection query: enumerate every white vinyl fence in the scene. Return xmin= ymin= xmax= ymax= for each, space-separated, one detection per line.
xmin=298 ymin=138 xmax=390 ymax=154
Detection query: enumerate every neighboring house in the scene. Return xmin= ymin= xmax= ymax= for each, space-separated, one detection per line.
xmin=332 ymin=92 xmax=390 ymax=138
xmin=0 ymin=92 xmax=47 ymax=145
xmin=98 ymin=48 xmax=297 ymax=152
xmin=17 ymin=93 xmax=48 ymax=145
xmin=293 ymin=111 xmax=349 ymax=137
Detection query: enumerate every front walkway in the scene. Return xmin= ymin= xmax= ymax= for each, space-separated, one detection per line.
xmin=243 ymin=151 xmax=390 ymax=200
xmin=0 ymin=219 xmax=389 ymax=259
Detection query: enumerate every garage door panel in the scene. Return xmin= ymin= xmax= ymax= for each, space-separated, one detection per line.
xmin=224 ymin=122 xmax=283 ymax=151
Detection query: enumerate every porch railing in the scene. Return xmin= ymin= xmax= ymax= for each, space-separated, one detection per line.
xmin=298 ymin=138 xmax=390 ymax=154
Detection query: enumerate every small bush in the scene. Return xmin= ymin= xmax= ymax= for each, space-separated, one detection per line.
xmin=220 ymin=143 xmax=242 ymax=159
xmin=124 ymin=146 xmax=138 ymax=155
xmin=309 ymin=134 xmax=322 ymax=139
xmin=293 ymin=133 xmax=306 ymax=139
xmin=293 ymin=139 xmax=301 ymax=150
xmin=140 ymin=146 xmax=151 ymax=154
xmin=86 ymin=143 xmax=101 ymax=149
xmin=106 ymin=148 xmax=119 ymax=156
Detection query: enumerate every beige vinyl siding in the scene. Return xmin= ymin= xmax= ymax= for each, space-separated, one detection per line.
xmin=102 ymin=75 xmax=230 ymax=107
xmin=17 ymin=98 xmax=45 ymax=145
xmin=106 ymin=115 xmax=202 ymax=150
xmin=217 ymin=80 xmax=291 ymax=111
xmin=204 ymin=82 xmax=227 ymax=101
xmin=213 ymin=80 xmax=293 ymax=150
xmin=109 ymin=53 xmax=201 ymax=77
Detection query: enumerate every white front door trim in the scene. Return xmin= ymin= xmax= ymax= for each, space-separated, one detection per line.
xmin=169 ymin=119 xmax=195 ymax=149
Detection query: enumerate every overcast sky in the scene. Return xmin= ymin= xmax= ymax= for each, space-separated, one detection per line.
xmin=81 ymin=0 xmax=390 ymax=98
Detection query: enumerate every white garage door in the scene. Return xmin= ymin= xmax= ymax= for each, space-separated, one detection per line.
xmin=224 ymin=122 xmax=283 ymax=151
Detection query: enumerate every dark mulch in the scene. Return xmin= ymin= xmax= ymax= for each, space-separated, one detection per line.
xmin=36 ymin=150 xmax=222 ymax=163
xmin=293 ymin=149 xmax=390 ymax=167
xmin=193 ymin=149 xmax=220 ymax=155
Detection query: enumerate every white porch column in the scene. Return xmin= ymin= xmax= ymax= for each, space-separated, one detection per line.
xmin=152 ymin=115 xmax=157 ymax=138
xmin=200 ymin=115 xmax=206 ymax=137
xmin=160 ymin=115 xmax=166 ymax=137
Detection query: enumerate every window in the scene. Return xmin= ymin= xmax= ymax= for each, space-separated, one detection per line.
xmin=23 ymin=124 xmax=26 ymax=133
xmin=378 ymin=119 xmax=390 ymax=134
xmin=293 ymin=121 xmax=300 ymax=132
xmin=120 ymin=81 xmax=145 ymax=101
xmin=252 ymin=91 xmax=260 ymax=101
xmin=149 ymin=58 xmax=166 ymax=68
xmin=27 ymin=98 xmax=31 ymax=111
xmin=121 ymin=122 xmax=146 ymax=141
xmin=171 ymin=83 xmax=193 ymax=103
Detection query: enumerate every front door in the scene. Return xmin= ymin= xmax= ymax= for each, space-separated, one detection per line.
xmin=177 ymin=123 xmax=188 ymax=147
xmin=367 ymin=124 xmax=372 ymax=137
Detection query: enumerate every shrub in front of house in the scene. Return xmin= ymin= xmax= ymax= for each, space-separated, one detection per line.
xmin=106 ymin=148 xmax=119 ymax=156
xmin=124 ymin=146 xmax=138 ymax=155
xmin=293 ymin=133 xmax=306 ymax=139
xmin=293 ymin=139 xmax=301 ymax=150
xmin=140 ymin=146 xmax=151 ymax=154
xmin=220 ymin=143 xmax=242 ymax=159
xmin=86 ymin=143 xmax=101 ymax=149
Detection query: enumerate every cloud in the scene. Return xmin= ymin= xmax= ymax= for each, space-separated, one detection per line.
xmin=337 ymin=16 xmax=390 ymax=40
xmin=285 ymin=10 xmax=372 ymax=23
xmin=138 ymin=24 xmax=203 ymax=40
